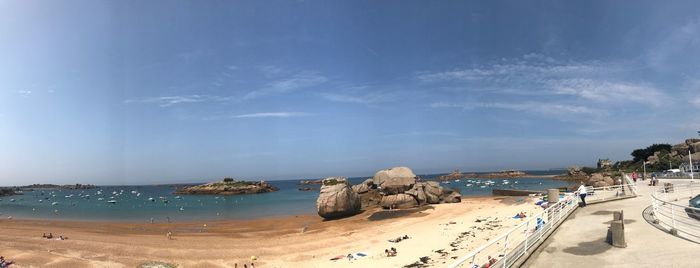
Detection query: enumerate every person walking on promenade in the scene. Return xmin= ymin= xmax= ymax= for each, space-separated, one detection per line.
xmin=577 ymin=182 xmax=588 ymax=207
xmin=632 ymin=171 xmax=638 ymax=184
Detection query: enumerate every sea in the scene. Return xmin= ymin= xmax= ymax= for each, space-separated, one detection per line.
xmin=0 ymin=171 xmax=570 ymax=222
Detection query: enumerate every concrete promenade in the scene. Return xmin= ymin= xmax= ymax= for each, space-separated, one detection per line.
xmin=524 ymin=179 xmax=700 ymax=268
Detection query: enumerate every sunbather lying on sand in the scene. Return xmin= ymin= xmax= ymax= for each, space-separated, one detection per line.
xmin=0 ymin=256 xmax=14 ymax=268
xmin=388 ymin=235 xmax=410 ymax=243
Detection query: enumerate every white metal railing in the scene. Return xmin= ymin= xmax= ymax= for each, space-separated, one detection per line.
xmin=583 ymin=183 xmax=636 ymax=204
xmin=650 ymin=182 xmax=700 ymax=242
xmin=448 ymin=183 xmax=637 ymax=268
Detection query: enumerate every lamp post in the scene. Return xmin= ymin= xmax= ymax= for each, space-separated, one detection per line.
xmin=643 ymin=161 xmax=647 ymax=181
xmin=691 ymin=149 xmax=695 ymax=181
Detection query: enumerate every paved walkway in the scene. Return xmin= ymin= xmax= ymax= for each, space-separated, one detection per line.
xmin=525 ymin=179 xmax=700 ymax=268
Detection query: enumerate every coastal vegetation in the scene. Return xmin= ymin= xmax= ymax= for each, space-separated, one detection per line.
xmin=568 ymin=138 xmax=700 ymax=175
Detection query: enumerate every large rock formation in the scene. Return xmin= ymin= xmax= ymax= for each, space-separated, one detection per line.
xmin=586 ymin=173 xmax=616 ymax=188
xmin=351 ymin=179 xmax=374 ymax=194
xmin=380 ymin=194 xmax=418 ymax=209
xmin=316 ymin=177 xmax=362 ymax=219
xmin=175 ymin=179 xmax=278 ymax=195
xmin=373 ymin=167 xmax=416 ymax=186
xmin=352 ymin=167 xmax=462 ymax=210
xmin=380 ymin=177 xmax=416 ymax=195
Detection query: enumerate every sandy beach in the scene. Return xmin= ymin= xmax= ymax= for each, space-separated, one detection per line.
xmin=0 ymin=196 xmax=542 ymax=268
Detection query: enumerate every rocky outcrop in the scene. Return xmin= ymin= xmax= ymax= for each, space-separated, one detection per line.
xmin=174 ymin=179 xmax=278 ymax=195
xmin=380 ymin=177 xmax=416 ymax=195
xmin=0 ymin=188 xmax=18 ymax=197
xmin=352 ymin=167 xmax=462 ymax=211
xmin=316 ymin=177 xmax=361 ymax=219
xmin=586 ymin=173 xmax=616 ymax=188
xmin=373 ymin=167 xmax=416 ymax=186
xmin=443 ymin=192 xmax=462 ymax=203
xmin=480 ymin=170 xmax=527 ymax=178
xmin=299 ymin=179 xmax=323 ymax=185
xmin=437 ymin=170 xmax=465 ymax=181
xmin=351 ymin=179 xmax=374 ymax=194
xmin=380 ymin=193 xmax=418 ymax=209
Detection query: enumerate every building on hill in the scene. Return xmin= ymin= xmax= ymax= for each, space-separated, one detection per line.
xmin=679 ymin=160 xmax=700 ymax=173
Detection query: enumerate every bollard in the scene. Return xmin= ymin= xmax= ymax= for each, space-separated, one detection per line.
xmin=613 ymin=210 xmax=624 ymax=222
xmin=610 ymin=210 xmax=626 ymax=248
xmin=547 ymin=189 xmax=560 ymax=204
xmin=610 ymin=220 xmax=627 ymax=248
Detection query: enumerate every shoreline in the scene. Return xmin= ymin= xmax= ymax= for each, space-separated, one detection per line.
xmin=0 ymin=196 xmax=541 ymax=267
xmin=0 ymin=194 xmax=501 ymax=224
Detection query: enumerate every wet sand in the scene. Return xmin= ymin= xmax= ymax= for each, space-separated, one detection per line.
xmin=0 ymin=196 xmax=541 ymax=268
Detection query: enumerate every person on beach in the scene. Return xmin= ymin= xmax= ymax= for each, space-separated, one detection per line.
xmin=0 ymin=256 xmax=14 ymax=268
xmin=481 ymin=256 xmax=497 ymax=268
xmin=166 ymin=231 xmax=172 ymax=240
xmin=577 ymin=183 xmax=587 ymax=207
xmin=632 ymin=171 xmax=638 ymax=183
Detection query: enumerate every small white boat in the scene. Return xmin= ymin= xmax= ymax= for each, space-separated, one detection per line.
xmin=148 ymin=197 xmax=155 ymax=202
xmin=179 ymin=206 xmax=184 ymax=211
xmin=51 ymin=202 xmax=59 ymax=206
xmin=455 ymin=179 xmax=460 ymax=182
xmin=131 ymin=190 xmax=138 ymax=194
xmin=10 ymin=199 xmax=15 ymax=202
xmin=39 ymin=199 xmax=43 ymax=203
xmin=107 ymin=200 xmax=117 ymax=204
xmin=480 ymin=185 xmax=487 ymax=188
xmin=98 ymin=197 xmax=104 ymax=201
xmin=466 ymin=184 xmax=473 ymax=187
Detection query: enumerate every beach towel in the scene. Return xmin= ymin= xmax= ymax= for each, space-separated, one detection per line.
xmin=353 ymin=252 xmax=369 ymax=259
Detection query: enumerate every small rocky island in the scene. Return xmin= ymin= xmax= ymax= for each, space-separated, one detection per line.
xmin=174 ymin=178 xmax=278 ymax=195
xmin=0 ymin=187 xmax=19 ymax=197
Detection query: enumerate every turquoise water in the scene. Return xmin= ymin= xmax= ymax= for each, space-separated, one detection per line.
xmin=0 ymin=176 xmax=569 ymax=222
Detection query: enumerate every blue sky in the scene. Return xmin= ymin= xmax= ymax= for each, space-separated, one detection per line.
xmin=1 ymin=0 xmax=700 ymax=185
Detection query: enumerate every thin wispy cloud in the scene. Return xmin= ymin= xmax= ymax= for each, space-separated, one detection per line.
xmin=124 ymin=95 xmax=234 ymax=107
xmin=320 ymin=91 xmax=390 ymax=105
xmin=232 ymin=112 xmax=310 ymax=118
xmin=18 ymin=90 xmax=32 ymax=96
xmin=244 ymin=72 xmax=327 ymax=100
xmin=549 ymin=79 xmax=667 ymax=106
xmin=431 ymin=101 xmax=604 ymax=117
xmin=417 ymin=54 xmax=668 ymax=106
xmin=691 ymin=97 xmax=700 ymax=108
